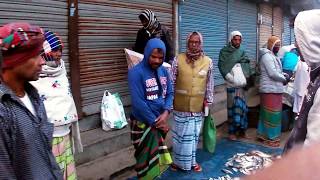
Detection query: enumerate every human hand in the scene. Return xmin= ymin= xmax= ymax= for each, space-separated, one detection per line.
xmin=155 ymin=111 xmax=170 ymax=132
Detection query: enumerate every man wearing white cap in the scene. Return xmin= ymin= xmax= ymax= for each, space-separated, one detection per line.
xmin=218 ymin=31 xmax=252 ymax=140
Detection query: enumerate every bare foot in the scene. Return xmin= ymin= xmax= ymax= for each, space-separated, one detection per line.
xmin=229 ymin=134 xmax=237 ymax=141
xmin=238 ymin=132 xmax=252 ymax=139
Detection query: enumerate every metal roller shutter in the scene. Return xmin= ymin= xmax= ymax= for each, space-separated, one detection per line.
xmin=0 ymin=0 xmax=69 ymax=72
xmin=273 ymin=7 xmax=283 ymax=41
xmin=179 ymin=0 xmax=228 ymax=85
xmin=282 ymin=16 xmax=291 ymax=46
xmin=259 ymin=3 xmax=272 ymax=48
xmin=229 ymin=0 xmax=257 ymax=61
xmin=78 ymin=0 xmax=173 ymax=115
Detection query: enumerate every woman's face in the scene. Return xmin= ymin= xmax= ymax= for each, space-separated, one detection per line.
xmin=51 ymin=48 xmax=62 ymax=61
xmin=140 ymin=16 xmax=149 ymax=28
xmin=45 ymin=48 xmax=62 ymax=67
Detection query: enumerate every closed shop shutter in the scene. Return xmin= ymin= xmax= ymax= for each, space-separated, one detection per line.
xmin=282 ymin=16 xmax=291 ymax=45
xmin=272 ymin=7 xmax=283 ymax=40
xmin=0 ymin=0 xmax=69 ymax=72
xmin=259 ymin=3 xmax=272 ymax=48
xmin=78 ymin=0 xmax=173 ymax=115
xmin=179 ymin=0 xmax=228 ymax=85
xmin=229 ymin=0 xmax=257 ymax=61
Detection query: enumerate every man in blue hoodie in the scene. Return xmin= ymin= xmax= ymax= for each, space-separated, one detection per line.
xmin=128 ymin=38 xmax=173 ymax=180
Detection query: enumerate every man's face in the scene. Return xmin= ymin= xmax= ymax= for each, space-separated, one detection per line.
xmin=140 ymin=16 xmax=149 ymax=28
xmin=149 ymin=48 xmax=164 ymax=69
xmin=13 ymin=54 xmax=45 ymax=81
xmin=273 ymin=42 xmax=281 ymax=54
xmin=231 ymin=35 xmax=241 ymax=48
xmin=188 ymin=34 xmax=201 ymax=51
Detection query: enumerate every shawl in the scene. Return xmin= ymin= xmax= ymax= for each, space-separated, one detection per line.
xmin=218 ymin=43 xmax=251 ymax=78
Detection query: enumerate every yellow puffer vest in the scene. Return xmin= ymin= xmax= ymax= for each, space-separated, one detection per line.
xmin=174 ymin=53 xmax=211 ymax=112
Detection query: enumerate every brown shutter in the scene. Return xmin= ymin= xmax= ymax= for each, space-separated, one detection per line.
xmin=78 ymin=0 xmax=173 ymax=115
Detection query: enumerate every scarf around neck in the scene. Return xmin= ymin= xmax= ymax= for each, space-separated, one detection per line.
xmin=186 ymin=31 xmax=204 ymax=67
xmin=40 ymin=59 xmax=66 ymax=77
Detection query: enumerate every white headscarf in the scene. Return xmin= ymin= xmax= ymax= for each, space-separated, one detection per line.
xmin=229 ymin=31 xmax=242 ymax=42
xmin=278 ymin=44 xmax=296 ymax=59
xmin=294 ymin=9 xmax=320 ymax=69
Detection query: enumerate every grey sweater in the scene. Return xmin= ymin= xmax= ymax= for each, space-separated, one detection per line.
xmin=259 ymin=48 xmax=286 ymax=93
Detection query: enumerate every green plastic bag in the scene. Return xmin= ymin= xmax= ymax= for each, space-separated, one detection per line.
xmin=203 ymin=113 xmax=216 ymax=153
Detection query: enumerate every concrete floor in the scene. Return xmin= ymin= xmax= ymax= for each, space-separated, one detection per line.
xmin=113 ymin=123 xmax=291 ymax=180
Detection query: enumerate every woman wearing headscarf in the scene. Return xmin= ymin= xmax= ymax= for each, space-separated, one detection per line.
xmin=284 ymin=9 xmax=320 ymax=153
xmin=171 ymin=31 xmax=214 ymax=172
xmin=31 ymin=30 xmax=82 ymax=180
xmin=257 ymin=36 xmax=287 ymax=147
xmin=218 ymin=31 xmax=251 ymax=140
xmin=133 ymin=9 xmax=174 ymax=63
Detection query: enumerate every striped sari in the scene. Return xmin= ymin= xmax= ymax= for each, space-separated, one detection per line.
xmin=52 ymin=134 xmax=77 ymax=180
xmin=257 ymin=93 xmax=282 ymax=141
xmin=131 ymin=119 xmax=172 ymax=180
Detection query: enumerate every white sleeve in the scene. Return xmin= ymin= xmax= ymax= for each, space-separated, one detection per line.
xmin=304 ymin=88 xmax=320 ymax=146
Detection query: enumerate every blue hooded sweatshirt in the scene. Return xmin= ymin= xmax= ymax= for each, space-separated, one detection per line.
xmin=128 ymin=38 xmax=173 ymax=126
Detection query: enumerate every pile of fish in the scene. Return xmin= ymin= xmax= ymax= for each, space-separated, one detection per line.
xmin=223 ymin=150 xmax=279 ymax=175
xmin=210 ymin=150 xmax=280 ymax=180
xmin=209 ymin=175 xmax=240 ymax=180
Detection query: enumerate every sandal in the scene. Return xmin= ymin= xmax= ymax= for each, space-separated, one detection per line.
xmin=192 ymin=163 xmax=202 ymax=172
xmin=171 ymin=163 xmax=182 ymax=171
xmin=262 ymin=139 xmax=280 ymax=147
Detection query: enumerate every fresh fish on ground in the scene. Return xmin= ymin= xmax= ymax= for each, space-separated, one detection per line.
xmin=219 ymin=150 xmax=279 ymax=177
xmin=222 ymin=168 xmax=233 ymax=174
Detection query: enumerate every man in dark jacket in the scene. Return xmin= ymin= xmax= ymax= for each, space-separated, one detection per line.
xmin=0 ymin=22 xmax=63 ymax=179
xmin=133 ymin=9 xmax=174 ymax=63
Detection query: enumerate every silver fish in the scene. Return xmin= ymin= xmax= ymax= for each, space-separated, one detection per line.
xmin=222 ymin=168 xmax=233 ymax=174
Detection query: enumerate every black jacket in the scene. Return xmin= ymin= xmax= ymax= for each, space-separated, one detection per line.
xmin=133 ymin=24 xmax=174 ymax=63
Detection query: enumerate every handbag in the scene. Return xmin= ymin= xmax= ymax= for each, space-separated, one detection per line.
xmin=203 ymin=113 xmax=216 ymax=153
xmin=101 ymin=90 xmax=127 ymax=130
xmin=230 ymin=63 xmax=247 ymax=87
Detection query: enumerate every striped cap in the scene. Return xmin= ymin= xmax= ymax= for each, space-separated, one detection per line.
xmin=43 ymin=30 xmax=63 ymax=54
